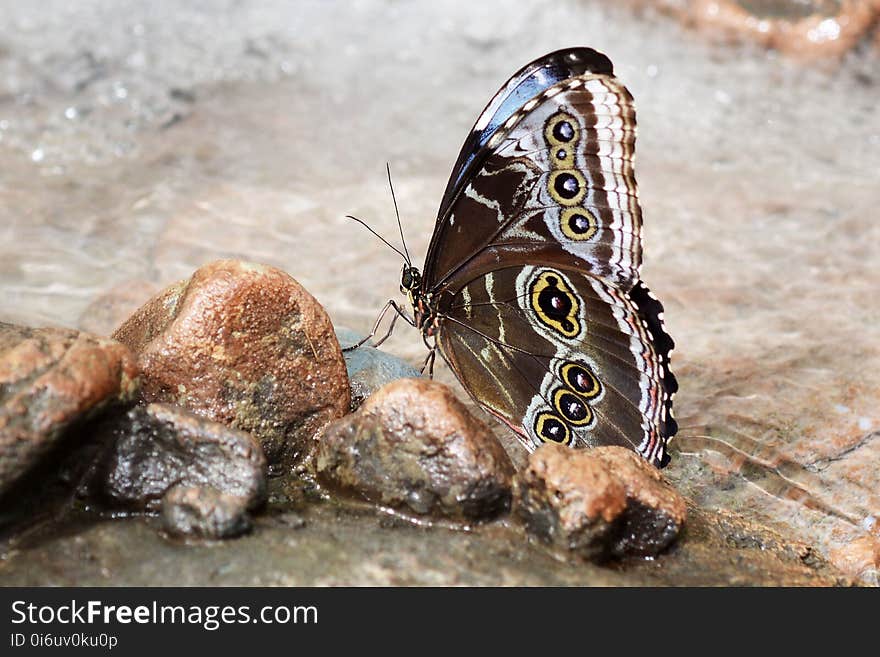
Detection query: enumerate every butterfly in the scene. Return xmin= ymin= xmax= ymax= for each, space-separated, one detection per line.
xmin=352 ymin=47 xmax=677 ymax=468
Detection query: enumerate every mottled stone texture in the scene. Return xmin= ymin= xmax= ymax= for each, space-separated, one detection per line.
xmin=112 ymin=260 xmax=350 ymax=470
xmin=161 ymin=485 xmax=253 ymax=539
xmin=0 ymin=322 xmax=139 ymax=497
xmin=317 ymin=378 xmax=514 ymax=521
xmin=95 ymin=403 xmax=267 ymax=512
xmin=515 ymin=444 xmax=687 ymax=559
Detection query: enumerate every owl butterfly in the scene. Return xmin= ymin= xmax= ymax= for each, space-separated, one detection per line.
xmin=354 ymin=47 xmax=677 ymax=468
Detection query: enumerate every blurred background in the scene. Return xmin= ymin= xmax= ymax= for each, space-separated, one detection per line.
xmin=1 ymin=1 xmax=878 ymax=582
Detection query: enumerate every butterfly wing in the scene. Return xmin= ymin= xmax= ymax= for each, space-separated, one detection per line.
xmin=422 ymin=48 xmax=677 ymax=466
xmin=440 ymin=47 xmax=614 ymax=211
xmin=436 ymin=266 xmax=676 ymax=468
xmin=424 ymin=69 xmax=641 ymax=294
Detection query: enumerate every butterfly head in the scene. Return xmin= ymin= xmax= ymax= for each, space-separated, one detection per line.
xmin=399 ymin=264 xmax=422 ymax=300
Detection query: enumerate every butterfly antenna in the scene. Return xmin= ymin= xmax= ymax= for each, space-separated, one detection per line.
xmin=345 ymin=215 xmax=410 ymax=263
xmin=386 ymin=163 xmax=412 ymax=267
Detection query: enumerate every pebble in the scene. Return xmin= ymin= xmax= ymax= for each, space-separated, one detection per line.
xmin=514 ymin=444 xmax=687 ymax=559
xmin=161 ymin=485 xmax=253 ymax=539
xmin=316 ymin=378 xmax=514 ymax=521
xmin=95 ymin=403 xmax=267 ymax=512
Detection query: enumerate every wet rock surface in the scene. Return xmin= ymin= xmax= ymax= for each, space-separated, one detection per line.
xmin=0 ymin=501 xmax=847 ymax=586
xmin=94 ymin=403 xmax=267 ymax=512
xmin=0 ymin=322 xmax=139 ymax=497
xmin=628 ymin=0 xmax=880 ymax=59
xmin=514 ymin=444 xmax=686 ymax=559
xmin=161 ymin=486 xmax=253 ymax=539
xmin=317 ymin=378 xmax=514 ymax=521
xmin=336 ymin=328 xmax=422 ymax=410
xmin=112 ymin=260 xmax=350 ymax=471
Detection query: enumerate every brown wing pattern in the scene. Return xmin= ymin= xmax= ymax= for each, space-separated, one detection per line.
xmin=436 ymin=265 xmax=675 ymax=468
xmin=424 ymin=75 xmax=642 ymax=295
xmin=423 ymin=54 xmax=677 ymax=468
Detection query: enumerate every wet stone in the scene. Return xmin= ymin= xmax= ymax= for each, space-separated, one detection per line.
xmin=633 ymin=0 xmax=880 ymax=59
xmin=161 ymin=485 xmax=252 ymax=539
xmin=0 ymin=322 xmax=139 ymax=498
xmin=335 ymin=327 xmax=422 ymax=411
xmin=112 ymin=259 xmax=350 ymax=471
xmin=514 ymin=444 xmax=687 ymax=560
xmin=95 ymin=403 xmax=267 ymax=512
xmin=316 ymin=378 xmax=515 ymax=521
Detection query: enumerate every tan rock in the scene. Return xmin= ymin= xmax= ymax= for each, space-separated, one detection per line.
xmin=316 ymin=378 xmax=515 ymax=521
xmin=112 ymin=260 xmax=350 ymax=471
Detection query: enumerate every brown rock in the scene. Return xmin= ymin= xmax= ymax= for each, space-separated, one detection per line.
xmin=316 ymin=378 xmax=515 ymax=521
xmin=625 ymin=0 xmax=880 ymax=59
xmin=514 ymin=444 xmax=687 ymax=559
xmin=112 ymin=260 xmax=350 ymax=470
xmin=161 ymin=485 xmax=253 ymax=539
xmin=0 ymin=322 xmax=139 ymax=497
xmin=592 ymin=447 xmax=688 ymax=556
xmin=94 ymin=403 xmax=267 ymax=512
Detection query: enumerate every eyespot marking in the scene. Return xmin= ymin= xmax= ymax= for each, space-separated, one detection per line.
xmin=528 ymin=269 xmax=582 ymax=338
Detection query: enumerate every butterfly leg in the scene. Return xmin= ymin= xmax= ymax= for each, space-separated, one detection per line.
xmin=342 ymin=300 xmax=414 ymax=352
xmin=419 ymin=333 xmax=437 ymax=378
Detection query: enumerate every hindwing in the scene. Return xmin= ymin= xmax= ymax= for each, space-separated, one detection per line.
xmin=436 ymin=266 xmax=675 ymax=467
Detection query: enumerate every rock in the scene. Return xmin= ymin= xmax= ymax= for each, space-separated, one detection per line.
xmin=634 ymin=0 xmax=880 ymax=60
xmin=335 ymin=327 xmax=422 ymax=410
xmin=514 ymin=444 xmax=687 ymax=559
xmin=316 ymin=378 xmax=514 ymax=521
xmin=0 ymin=322 xmax=139 ymax=498
xmin=161 ymin=485 xmax=252 ymax=539
xmin=112 ymin=260 xmax=350 ymax=470
xmin=95 ymin=403 xmax=267 ymax=512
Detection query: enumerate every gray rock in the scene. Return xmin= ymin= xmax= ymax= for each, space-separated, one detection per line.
xmin=514 ymin=444 xmax=687 ymax=560
xmin=161 ymin=485 xmax=252 ymax=539
xmin=96 ymin=403 xmax=267 ymax=512
xmin=335 ymin=327 xmax=422 ymax=410
xmin=316 ymin=378 xmax=514 ymax=521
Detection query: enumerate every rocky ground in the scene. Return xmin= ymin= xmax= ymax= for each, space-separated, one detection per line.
xmin=1 ymin=1 xmax=878 ymax=585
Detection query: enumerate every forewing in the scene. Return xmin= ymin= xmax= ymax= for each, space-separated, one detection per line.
xmin=424 ymin=74 xmax=642 ymax=294
xmin=440 ymin=47 xmax=614 ymax=211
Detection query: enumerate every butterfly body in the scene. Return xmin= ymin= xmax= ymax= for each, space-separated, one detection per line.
xmin=396 ymin=47 xmax=677 ymax=468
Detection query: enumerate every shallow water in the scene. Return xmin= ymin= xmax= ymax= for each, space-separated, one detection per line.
xmin=1 ymin=0 xmax=878 ymax=582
